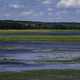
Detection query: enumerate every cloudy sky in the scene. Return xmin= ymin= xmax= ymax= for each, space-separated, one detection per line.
xmin=0 ymin=0 xmax=80 ymax=22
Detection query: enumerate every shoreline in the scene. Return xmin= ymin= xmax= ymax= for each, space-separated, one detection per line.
xmin=0 ymin=70 xmax=80 ymax=80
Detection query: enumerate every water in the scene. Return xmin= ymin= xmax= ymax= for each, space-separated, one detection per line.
xmin=0 ymin=29 xmax=80 ymax=72
xmin=1 ymin=64 xmax=80 ymax=72
xmin=0 ymin=41 xmax=80 ymax=72
xmin=1 ymin=31 xmax=80 ymax=37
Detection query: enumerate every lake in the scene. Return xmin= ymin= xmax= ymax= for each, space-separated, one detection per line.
xmin=0 ymin=41 xmax=80 ymax=72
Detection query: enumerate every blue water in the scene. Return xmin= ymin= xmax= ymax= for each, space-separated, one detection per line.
xmin=20 ymin=31 xmax=80 ymax=35
xmin=0 ymin=64 xmax=80 ymax=72
xmin=1 ymin=31 xmax=80 ymax=35
xmin=0 ymin=41 xmax=80 ymax=72
xmin=0 ymin=31 xmax=80 ymax=72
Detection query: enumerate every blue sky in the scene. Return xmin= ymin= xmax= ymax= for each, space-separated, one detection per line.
xmin=0 ymin=0 xmax=80 ymax=22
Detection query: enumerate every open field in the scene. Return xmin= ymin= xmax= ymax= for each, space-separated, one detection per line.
xmin=0 ymin=70 xmax=80 ymax=80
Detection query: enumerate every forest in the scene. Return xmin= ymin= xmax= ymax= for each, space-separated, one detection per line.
xmin=0 ymin=20 xmax=80 ymax=29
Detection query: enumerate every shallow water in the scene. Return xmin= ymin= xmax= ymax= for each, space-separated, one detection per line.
xmin=1 ymin=31 xmax=80 ymax=36
xmin=1 ymin=64 xmax=80 ymax=72
xmin=0 ymin=41 xmax=80 ymax=72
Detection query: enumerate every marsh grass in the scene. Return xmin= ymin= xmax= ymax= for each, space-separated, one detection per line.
xmin=0 ymin=29 xmax=80 ymax=33
xmin=0 ymin=30 xmax=80 ymax=41
xmin=0 ymin=70 xmax=80 ymax=80
xmin=0 ymin=35 xmax=80 ymax=41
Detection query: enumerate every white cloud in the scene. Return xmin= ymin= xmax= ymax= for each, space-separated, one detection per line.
xmin=39 ymin=12 xmax=44 ymax=15
xmin=9 ymin=4 xmax=24 ymax=8
xmin=42 ymin=0 xmax=51 ymax=4
xmin=4 ymin=14 xmax=11 ymax=17
xmin=57 ymin=0 xmax=80 ymax=8
xmin=47 ymin=8 xmax=53 ymax=11
xmin=32 ymin=12 xmax=44 ymax=16
xmin=48 ymin=12 xmax=53 ymax=16
xmin=36 ymin=0 xmax=41 ymax=1
xmin=21 ymin=10 xmax=44 ymax=17
xmin=21 ymin=10 xmax=33 ymax=16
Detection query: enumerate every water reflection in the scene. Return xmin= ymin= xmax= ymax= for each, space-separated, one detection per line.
xmin=0 ymin=41 xmax=80 ymax=72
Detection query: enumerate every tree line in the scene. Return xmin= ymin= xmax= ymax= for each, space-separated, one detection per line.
xmin=0 ymin=20 xmax=80 ymax=29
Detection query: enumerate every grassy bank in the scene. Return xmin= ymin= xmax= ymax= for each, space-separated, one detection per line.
xmin=0 ymin=35 xmax=80 ymax=41
xmin=0 ymin=29 xmax=80 ymax=33
xmin=0 ymin=30 xmax=80 ymax=41
xmin=0 ymin=70 xmax=80 ymax=80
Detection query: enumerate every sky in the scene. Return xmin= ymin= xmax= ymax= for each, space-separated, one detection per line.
xmin=0 ymin=0 xmax=80 ymax=22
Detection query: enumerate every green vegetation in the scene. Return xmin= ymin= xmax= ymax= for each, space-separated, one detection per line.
xmin=0 ymin=20 xmax=80 ymax=29
xmin=0 ymin=35 xmax=80 ymax=41
xmin=0 ymin=46 xmax=16 ymax=49
xmin=0 ymin=70 xmax=80 ymax=80
xmin=0 ymin=29 xmax=80 ymax=33
xmin=0 ymin=30 xmax=80 ymax=41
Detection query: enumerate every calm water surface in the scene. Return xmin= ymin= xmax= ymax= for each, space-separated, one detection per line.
xmin=0 ymin=41 xmax=80 ymax=72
